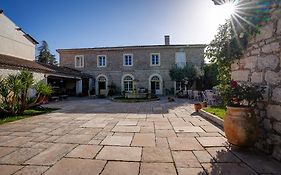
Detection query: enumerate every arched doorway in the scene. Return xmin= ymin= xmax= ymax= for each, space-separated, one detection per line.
xmin=96 ymin=75 xmax=107 ymax=95
xmin=149 ymin=74 xmax=162 ymax=95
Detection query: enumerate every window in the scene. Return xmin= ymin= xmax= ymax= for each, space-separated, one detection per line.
xmin=176 ymin=81 xmax=185 ymax=91
xmin=150 ymin=53 xmax=160 ymax=66
xmin=75 ymin=55 xmax=84 ymax=68
xmin=123 ymin=54 xmax=133 ymax=66
xmin=123 ymin=76 xmax=133 ymax=92
xmin=97 ymin=55 xmax=106 ymax=67
xmin=175 ymin=52 xmax=186 ymax=68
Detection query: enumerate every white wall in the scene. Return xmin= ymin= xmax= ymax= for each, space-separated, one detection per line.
xmin=0 ymin=68 xmax=45 ymax=97
xmin=0 ymin=13 xmax=36 ymax=60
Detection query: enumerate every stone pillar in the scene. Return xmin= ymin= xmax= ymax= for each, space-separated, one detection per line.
xmin=76 ymin=79 xmax=82 ymax=95
xmin=89 ymin=78 xmax=94 ymax=91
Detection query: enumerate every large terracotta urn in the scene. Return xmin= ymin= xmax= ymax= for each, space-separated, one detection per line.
xmin=224 ymin=106 xmax=259 ymax=147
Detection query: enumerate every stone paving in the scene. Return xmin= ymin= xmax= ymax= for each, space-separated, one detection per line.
xmin=0 ymin=98 xmax=281 ymax=175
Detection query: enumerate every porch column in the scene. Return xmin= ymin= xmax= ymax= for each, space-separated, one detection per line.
xmin=76 ymin=79 xmax=82 ymax=95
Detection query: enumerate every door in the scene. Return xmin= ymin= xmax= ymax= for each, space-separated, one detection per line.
xmin=151 ymin=81 xmax=160 ymax=95
xmin=98 ymin=82 xmax=106 ymax=95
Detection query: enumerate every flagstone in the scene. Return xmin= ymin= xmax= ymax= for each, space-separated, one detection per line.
xmin=25 ymin=144 xmax=76 ymax=165
xmin=168 ymin=138 xmax=204 ymax=151
xmin=66 ymin=145 xmax=102 ymax=159
xmin=196 ymin=137 xmax=228 ymax=147
xmin=140 ymin=163 xmax=177 ymax=175
xmin=101 ymin=135 xmax=133 ymax=146
xmin=142 ymin=147 xmax=173 ymax=162
xmin=96 ymin=146 xmax=142 ymax=161
xmin=131 ymin=133 xmax=155 ymax=147
xmin=0 ymin=165 xmax=23 ymax=175
xmin=44 ymin=158 xmax=106 ymax=175
xmin=101 ymin=161 xmax=139 ymax=175
xmin=14 ymin=165 xmax=49 ymax=175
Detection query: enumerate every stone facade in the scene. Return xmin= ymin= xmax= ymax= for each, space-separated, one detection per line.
xmin=231 ymin=6 xmax=281 ymax=160
xmin=58 ymin=43 xmax=205 ymax=95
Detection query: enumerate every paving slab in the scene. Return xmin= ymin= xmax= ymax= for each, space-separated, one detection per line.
xmin=0 ymin=147 xmax=17 ymax=158
xmin=101 ymin=135 xmax=133 ymax=146
xmin=65 ymin=145 xmax=102 ymax=159
xmin=111 ymin=126 xmax=141 ymax=133
xmin=201 ymin=163 xmax=257 ymax=175
xmin=142 ymin=147 xmax=173 ymax=162
xmin=14 ymin=165 xmax=49 ymax=175
xmin=177 ymin=167 xmax=206 ymax=175
xmin=25 ymin=143 xmax=76 ymax=165
xmin=140 ymin=163 xmax=177 ymax=175
xmin=0 ymin=148 xmax=43 ymax=164
xmin=44 ymin=158 xmax=106 ymax=175
xmin=131 ymin=133 xmax=155 ymax=147
xmin=0 ymin=165 xmax=23 ymax=175
xmin=96 ymin=146 xmax=142 ymax=161
xmin=172 ymin=151 xmax=201 ymax=168
xmin=54 ymin=134 xmax=94 ymax=144
xmin=174 ymin=126 xmax=205 ymax=133
xmin=101 ymin=161 xmax=139 ymax=175
xmin=196 ymin=137 xmax=228 ymax=147
xmin=168 ymin=137 xmax=204 ymax=151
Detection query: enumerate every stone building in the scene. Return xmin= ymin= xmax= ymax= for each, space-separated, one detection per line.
xmin=230 ymin=4 xmax=281 ymax=160
xmin=57 ymin=36 xmax=206 ymax=96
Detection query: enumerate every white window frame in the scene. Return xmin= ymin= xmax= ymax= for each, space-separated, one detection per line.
xmin=74 ymin=55 xmax=84 ymax=68
xmin=150 ymin=53 xmax=160 ymax=66
xmin=97 ymin=55 xmax=107 ymax=67
xmin=123 ymin=54 xmax=133 ymax=66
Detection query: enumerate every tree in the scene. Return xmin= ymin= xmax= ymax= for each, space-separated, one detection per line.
xmin=203 ymin=63 xmax=219 ymax=89
xmin=36 ymin=41 xmax=57 ymax=65
xmin=0 ymin=70 xmax=53 ymax=116
xmin=169 ymin=64 xmax=202 ymax=89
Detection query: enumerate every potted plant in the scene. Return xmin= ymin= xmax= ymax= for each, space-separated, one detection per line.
xmin=194 ymin=103 xmax=202 ymax=112
xmin=221 ymin=80 xmax=263 ymax=147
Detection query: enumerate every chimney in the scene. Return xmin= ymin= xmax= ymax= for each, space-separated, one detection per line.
xmin=0 ymin=10 xmax=3 ymax=14
xmin=164 ymin=35 xmax=170 ymax=45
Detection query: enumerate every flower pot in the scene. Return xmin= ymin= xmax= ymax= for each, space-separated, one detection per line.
xmin=224 ymin=106 xmax=259 ymax=147
xmin=201 ymin=102 xmax=207 ymax=108
xmin=194 ymin=103 xmax=202 ymax=112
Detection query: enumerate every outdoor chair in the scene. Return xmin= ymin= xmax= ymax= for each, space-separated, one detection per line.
xmin=206 ymin=91 xmax=217 ymax=105
xmin=187 ymin=90 xmax=193 ymax=99
xmin=193 ymin=90 xmax=200 ymax=101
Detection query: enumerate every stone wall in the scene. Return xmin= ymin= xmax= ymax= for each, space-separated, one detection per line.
xmin=231 ymin=6 xmax=281 ymax=160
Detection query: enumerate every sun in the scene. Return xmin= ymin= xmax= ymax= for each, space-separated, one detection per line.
xmin=220 ymin=2 xmax=237 ymax=19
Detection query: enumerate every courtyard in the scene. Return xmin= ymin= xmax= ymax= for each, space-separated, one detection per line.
xmin=0 ymin=98 xmax=280 ymax=175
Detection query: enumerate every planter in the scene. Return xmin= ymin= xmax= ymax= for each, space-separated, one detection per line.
xmin=224 ymin=106 xmax=259 ymax=147
xmin=194 ymin=103 xmax=202 ymax=112
xmin=201 ymin=101 xmax=208 ymax=108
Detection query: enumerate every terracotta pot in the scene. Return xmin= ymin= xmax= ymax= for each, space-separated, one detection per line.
xmin=224 ymin=106 xmax=259 ymax=147
xmin=194 ymin=103 xmax=202 ymax=112
xmin=201 ymin=102 xmax=207 ymax=108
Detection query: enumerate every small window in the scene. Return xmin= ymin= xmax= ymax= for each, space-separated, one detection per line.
xmin=75 ymin=55 xmax=84 ymax=68
xmin=150 ymin=53 xmax=160 ymax=66
xmin=97 ymin=55 xmax=106 ymax=67
xmin=123 ymin=54 xmax=133 ymax=66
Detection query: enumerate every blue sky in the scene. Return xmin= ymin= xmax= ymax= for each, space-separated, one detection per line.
xmin=1 ymin=0 xmax=230 ymax=57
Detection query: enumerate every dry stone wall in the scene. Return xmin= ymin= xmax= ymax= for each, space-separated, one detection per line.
xmin=231 ymin=6 xmax=281 ymax=160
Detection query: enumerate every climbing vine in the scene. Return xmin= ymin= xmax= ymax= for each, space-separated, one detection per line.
xmin=205 ymin=0 xmax=276 ymax=93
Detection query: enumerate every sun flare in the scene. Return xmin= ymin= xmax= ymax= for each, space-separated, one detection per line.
xmin=221 ymin=2 xmax=237 ymax=18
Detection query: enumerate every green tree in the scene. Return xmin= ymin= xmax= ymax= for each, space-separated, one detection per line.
xmin=0 ymin=70 xmax=53 ymax=116
xmin=36 ymin=41 xmax=57 ymax=65
xmin=203 ymin=63 xmax=219 ymax=89
xmin=169 ymin=64 xmax=202 ymax=89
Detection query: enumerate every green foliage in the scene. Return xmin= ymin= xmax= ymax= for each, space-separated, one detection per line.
xmin=0 ymin=70 xmax=52 ymax=116
xmin=203 ymin=63 xmax=219 ymax=89
xmin=169 ymin=64 xmax=202 ymax=88
xmin=35 ymin=81 xmax=53 ymax=96
xmin=221 ymin=80 xmax=263 ymax=107
xmin=36 ymin=41 xmax=57 ymax=65
xmin=205 ymin=1 xmax=274 ymax=96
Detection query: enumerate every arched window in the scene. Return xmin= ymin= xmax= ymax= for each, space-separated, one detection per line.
xmin=123 ymin=76 xmax=133 ymax=92
xmin=98 ymin=76 xmax=106 ymax=82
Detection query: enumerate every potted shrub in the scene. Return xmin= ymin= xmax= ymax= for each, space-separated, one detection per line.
xmin=221 ymin=80 xmax=263 ymax=147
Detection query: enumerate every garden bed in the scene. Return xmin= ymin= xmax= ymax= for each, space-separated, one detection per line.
xmin=0 ymin=107 xmax=58 ymax=125
xmin=112 ymin=96 xmax=160 ymax=103
xmin=199 ymin=106 xmax=226 ymax=127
